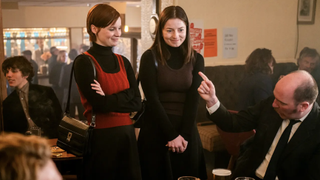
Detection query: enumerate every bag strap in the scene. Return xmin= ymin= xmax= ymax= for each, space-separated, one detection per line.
xmin=137 ymin=49 xmax=158 ymax=85
xmin=150 ymin=49 xmax=158 ymax=69
xmin=65 ymin=54 xmax=96 ymax=127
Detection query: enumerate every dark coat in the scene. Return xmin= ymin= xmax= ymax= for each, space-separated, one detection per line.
xmin=209 ymin=96 xmax=320 ymax=180
xmin=49 ymin=62 xmax=66 ymax=105
xmin=3 ymin=84 xmax=62 ymax=138
xmin=30 ymin=59 xmax=38 ymax=84
xmin=237 ymin=72 xmax=273 ymax=111
xmin=59 ymin=62 xmax=81 ymax=105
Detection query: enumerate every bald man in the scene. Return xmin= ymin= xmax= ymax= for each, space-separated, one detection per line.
xmin=198 ymin=70 xmax=320 ymax=180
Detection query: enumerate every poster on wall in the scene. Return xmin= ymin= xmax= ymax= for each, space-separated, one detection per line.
xmin=204 ymin=29 xmax=217 ymax=57
xmin=190 ymin=20 xmax=204 ymax=55
xmin=223 ymin=28 xmax=238 ymax=59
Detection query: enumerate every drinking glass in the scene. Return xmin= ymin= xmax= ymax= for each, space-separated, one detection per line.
xmin=177 ymin=176 xmax=200 ymax=180
xmin=212 ymin=168 xmax=231 ymax=180
xmin=30 ymin=127 xmax=42 ymax=136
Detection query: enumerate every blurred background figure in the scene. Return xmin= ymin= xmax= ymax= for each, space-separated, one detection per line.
xmin=79 ymin=44 xmax=90 ymax=54
xmin=22 ymin=50 xmax=38 ymax=84
xmin=49 ymin=50 xmax=67 ymax=107
xmin=34 ymin=39 xmax=47 ymax=67
xmin=237 ymin=48 xmax=276 ymax=110
xmin=48 ymin=46 xmax=59 ymax=73
xmin=0 ymin=133 xmax=62 ymax=180
xmin=59 ymin=49 xmax=85 ymax=120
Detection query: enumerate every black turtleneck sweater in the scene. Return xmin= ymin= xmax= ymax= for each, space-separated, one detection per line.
xmin=74 ymin=42 xmax=141 ymax=113
xmin=139 ymin=46 xmax=204 ymax=141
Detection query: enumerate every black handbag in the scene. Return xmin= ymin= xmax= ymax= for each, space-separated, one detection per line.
xmin=57 ymin=55 xmax=96 ymax=157
xmin=131 ymin=49 xmax=158 ymax=128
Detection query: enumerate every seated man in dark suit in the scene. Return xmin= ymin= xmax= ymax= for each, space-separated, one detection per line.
xmin=198 ymin=70 xmax=320 ymax=180
xmin=2 ymin=56 xmax=62 ymax=138
xmin=273 ymin=47 xmax=320 ymax=80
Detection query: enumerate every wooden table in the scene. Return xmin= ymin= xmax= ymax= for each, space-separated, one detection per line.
xmin=48 ymin=139 xmax=83 ymax=180
xmin=48 ymin=138 xmax=82 ymax=160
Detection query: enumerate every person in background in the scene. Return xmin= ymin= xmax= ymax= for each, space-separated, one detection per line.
xmin=47 ymin=46 xmax=59 ymax=73
xmin=297 ymin=47 xmax=320 ymax=96
xmin=296 ymin=47 xmax=320 ymax=74
xmin=275 ymin=47 xmax=320 ymax=103
xmin=137 ymin=6 xmax=207 ymax=180
xmin=34 ymin=39 xmax=46 ymax=67
xmin=22 ymin=50 xmax=39 ymax=84
xmin=198 ymin=70 xmax=320 ymax=180
xmin=2 ymin=56 xmax=62 ymax=138
xmin=74 ymin=4 xmax=142 ymax=180
xmin=79 ymin=44 xmax=90 ymax=54
xmin=49 ymin=50 xmax=67 ymax=106
xmin=237 ymin=48 xmax=276 ymax=110
xmin=59 ymin=49 xmax=85 ymax=120
xmin=0 ymin=133 xmax=62 ymax=180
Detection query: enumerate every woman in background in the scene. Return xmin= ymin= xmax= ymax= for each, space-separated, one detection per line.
xmin=74 ymin=4 xmax=142 ymax=180
xmin=237 ymin=48 xmax=276 ymax=110
xmin=138 ymin=6 xmax=207 ymax=180
xmin=49 ymin=50 xmax=67 ymax=106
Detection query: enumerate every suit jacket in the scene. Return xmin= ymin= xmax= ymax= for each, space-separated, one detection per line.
xmin=3 ymin=84 xmax=62 ymax=138
xmin=209 ymin=96 xmax=320 ymax=180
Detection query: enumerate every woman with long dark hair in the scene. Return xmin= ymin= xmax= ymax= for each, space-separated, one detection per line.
xmin=237 ymin=48 xmax=276 ymax=110
xmin=138 ymin=6 xmax=207 ymax=180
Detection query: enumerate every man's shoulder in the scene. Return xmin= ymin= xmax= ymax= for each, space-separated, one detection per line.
xmin=3 ymin=90 xmax=18 ymax=104
xmin=29 ymin=84 xmax=53 ymax=92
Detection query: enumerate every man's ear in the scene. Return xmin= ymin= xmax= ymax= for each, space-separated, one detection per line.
xmin=299 ymin=101 xmax=310 ymax=112
xmin=23 ymin=73 xmax=30 ymax=80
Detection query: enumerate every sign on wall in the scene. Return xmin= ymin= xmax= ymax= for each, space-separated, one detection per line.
xmin=204 ymin=29 xmax=217 ymax=57
xmin=190 ymin=20 xmax=204 ymax=55
xmin=223 ymin=28 xmax=238 ymax=59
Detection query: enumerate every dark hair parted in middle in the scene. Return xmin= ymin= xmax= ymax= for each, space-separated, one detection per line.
xmin=245 ymin=48 xmax=276 ymax=75
xmin=86 ymin=4 xmax=120 ymax=42
xmin=2 ymin=56 xmax=34 ymax=82
xmin=151 ymin=6 xmax=195 ymax=65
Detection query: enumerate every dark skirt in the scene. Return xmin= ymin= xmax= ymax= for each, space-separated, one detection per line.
xmin=83 ymin=125 xmax=142 ymax=180
xmin=138 ymin=112 xmax=207 ymax=180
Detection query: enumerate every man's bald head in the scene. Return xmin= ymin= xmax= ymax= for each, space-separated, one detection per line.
xmin=277 ymin=70 xmax=318 ymax=104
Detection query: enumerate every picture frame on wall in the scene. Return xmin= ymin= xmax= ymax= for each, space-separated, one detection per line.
xmin=298 ymin=0 xmax=317 ymax=24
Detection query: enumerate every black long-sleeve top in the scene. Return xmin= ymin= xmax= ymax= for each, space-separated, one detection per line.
xmin=74 ymin=42 xmax=141 ymax=113
xmin=139 ymin=46 xmax=204 ymax=141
